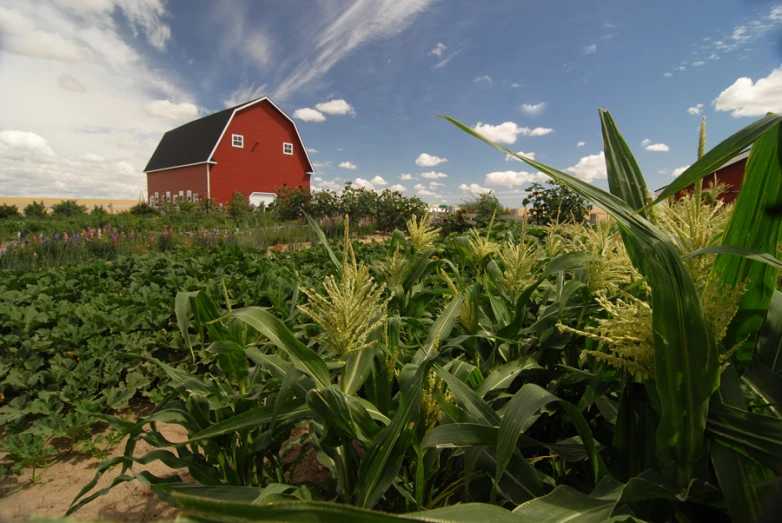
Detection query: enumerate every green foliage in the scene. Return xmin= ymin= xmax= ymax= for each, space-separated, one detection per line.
xmin=90 ymin=204 xmax=109 ymax=217
xmin=0 ymin=203 xmax=20 ymax=219
xmin=460 ymin=193 xmax=509 ymax=227
xmin=129 ymin=201 xmax=160 ymax=215
xmin=51 ymin=199 xmax=88 ymax=218
xmin=522 ymin=181 xmax=590 ymax=225
xmin=227 ymin=190 xmax=252 ymax=227
xmin=23 ymin=200 xmax=47 ymax=218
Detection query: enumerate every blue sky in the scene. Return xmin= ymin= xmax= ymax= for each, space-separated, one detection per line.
xmin=1 ymin=0 xmax=782 ymax=206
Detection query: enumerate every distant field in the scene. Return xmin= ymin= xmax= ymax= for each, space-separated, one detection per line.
xmin=0 ymin=197 xmax=139 ymax=213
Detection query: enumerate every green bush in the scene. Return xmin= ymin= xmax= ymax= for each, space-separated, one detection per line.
xmin=523 ymin=181 xmax=589 ymax=225
xmin=0 ymin=203 xmax=20 ymax=220
xmin=51 ymin=200 xmax=88 ymax=218
xmin=129 ymin=201 xmax=159 ymax=215
xmin=23 ymin=200 xmax=47 ymax=218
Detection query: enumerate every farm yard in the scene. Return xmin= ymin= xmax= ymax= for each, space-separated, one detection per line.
xmin=0 ymin=111 xmax=781 ymax=523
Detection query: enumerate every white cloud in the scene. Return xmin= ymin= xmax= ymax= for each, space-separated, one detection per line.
xmin=339 ymin=161 xmax=357 ymax=170
xmin=714 ymin=66 xmax=782 ymax=117
xmin=583 ymin=44 xmax=597 ymax=54
xmin=566 ymin=152 xmax=607 ymax=182
xmin=521 ymin=102 xmax=546 ymax=115
xmin=0 ymin=130 xmax=56 ymax=159
xmin=485 ymin=170 xmax=548 ymax=187
xmin=645 ymin=143 xmax=670 ymax=152
xmin=434 ymin=50 xmax=459 ymax=69
xmin=641 ymin=138 xmax=651 ymax=147
xmin=511 ymin=82 xmax=520 ymax=88
xmin=313 ymin=176 xmax=324 ymax=182
xmin=315 ymin=99 xmax=355 ymax=116
xmin=663 ymin=72 xmax=673 ymax=78
xmin=471 ymin=122 xmax=554 ymax=144
xmin=658 ymin=168 xmax=670 ymax=175
xmin=417 ymin=189 xmax=436 ymax=197
xmin=57 ymin=74 xmax=86 ymax=93
xmin=414 ymin=183 xmax=425 ymax=190
xmin=505 ymin=151 xmax=536 ymax=162
xmin=429 ymin=181 xmax=445 ymax=187
xmin=371 ymin=175 xmax=388 ymax=185
xmin=293 ymin=108 xmax=327 ymax=122
xmin=693 ymin=61 xmax=705 ymax=67
xmin=415 ymin=153 xmax=448 ymax=166
xmin=459 ymin=183 xmax=491 ymax=194
xmin=307 ymin=148 xmax=319 ymax=153
xmin=400 ymin=173 xmax=414 ymax=180
xmin=473 ymin=75 xmax=492 ymax=83
xmin=389 ymin=184 xmax=406 ymax=192
xmin=317 ymin=179 xmax=341 ymax=191
xmin=353 ymin=177 xmax=374 ymax=190
xmin=577 ymin=141 xmax=586 ymax=148
xmin=672 ymin=165 xmax=690 ymax=177
xmin=429 ymin=42 xmax=446 ymax=56
xmin=144 ymin=100 xmax=199 ymax=121
xmin=312 ymin=161 xmax=333 ymax=171
xmin=420 ymin=171 xmax=447 ymax=179
xmin=272 ymin=0 xmax=436 ymax=99
xmin=687 ymin=103 xmax=704 ymax=115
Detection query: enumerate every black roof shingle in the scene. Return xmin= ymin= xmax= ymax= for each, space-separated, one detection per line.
xmin=144 ymin=99 xmax=258 ymax=172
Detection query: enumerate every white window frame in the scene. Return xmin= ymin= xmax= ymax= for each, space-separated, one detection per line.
xmin=232 ymin=134 xmax=244 ymax=148
xmin=193 ymin=193 xmax=199 ymax=203
xmin=166 ymin=191 xmax=171 ymax=202
xmin=283 ymin=142 xmax=293 ymax=155
xmin=154 ymin=192 xmax=159 ymax=203
xmin=187 ymin=189 xmax=192 ymax=201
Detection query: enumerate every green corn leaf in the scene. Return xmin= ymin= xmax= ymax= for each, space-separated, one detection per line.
xmin=495 ymin=384 xmax=604 ymax=485
xmin=710 ymin=124 xmax=782 ymax=372
xmin=402 ymin=248 xmax=437 ymax=293
xmin=475 ymin=357 xmax=541 ymax=397
xmin=651 ymin=113 xmax=782 ymax=204
xmin=229 ymin=307 xmax=331 ymax=389
xmin=172 ymin=493 xmax=524 ymax=522
xmin=421 ymin=423 xmax=499 ymax=448
xmin=443 ymin=114 xmax=718 ymax=471
xmin=756 ymin=290 xmax=782 ymax=373
xmin=600 ymin=109 xmax=650 ymax=215
xmin=205 ymin=340 xmax=249 ymax=388
xmin=682 ymin=246 xmax=782 ymax=270
xmin=436 ymin=366 xmax=501 ymax=426
xmin=707 ymin=401 xmax=782 ymax=471
xmin=303 ymin=211 xmax=342 ymax=272
xmin=511 ymin=477 xmax=626 ymax=523
xmin=422 ymin=295 xmax=464 ymax=357
xmin=343 ymin=344 xmax=376 ymax=395
xmin=184 ymin=399 xmax=309 ymax=444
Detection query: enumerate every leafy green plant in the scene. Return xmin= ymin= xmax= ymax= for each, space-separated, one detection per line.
xmin=523 ymin=181 xmax=590 ymax=225
xmin=23 ymin=200 xmax=47 ymax=218
xmin=51 ymin=199 xmax=88 ymax=218
xmin=0 ymin=203 xmax=20 ymax=219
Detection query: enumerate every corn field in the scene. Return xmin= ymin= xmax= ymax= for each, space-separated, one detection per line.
xmin=58 ymin=110 xmax=782 ymax=522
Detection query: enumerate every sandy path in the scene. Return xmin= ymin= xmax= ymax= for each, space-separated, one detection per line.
xmin=0 ymin=423 xmax=188 ymax=522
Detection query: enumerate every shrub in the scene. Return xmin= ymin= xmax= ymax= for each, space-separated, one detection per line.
xmin=0 ymin=203 xmax=20 ymax=220
xmin=23 ymin=200 xmax=47 ymax=218
xmin=51 ymin=199 xmax=88 ymax=218
xmin=91 ymin=205 xmax=109 ymax=217
xmin=272 ymin=185 xmax=312 ymax=221
xmin=460 ymin=193 xmax=509 ymax=227
xmin=227 ymin=190 xmax=252 ymax=227
xmin=523 ymin=181 xmax=589 ymax=225
xmin=129 ymin=201 xmax=159 ymax=215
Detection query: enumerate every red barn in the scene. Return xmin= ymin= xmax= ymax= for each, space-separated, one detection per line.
xmin=144 ymin=97 xmax=314 ymax=205
xmin=655 ymin=150 xmax=748 ymax=204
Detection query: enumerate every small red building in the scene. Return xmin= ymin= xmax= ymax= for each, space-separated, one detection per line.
xmin=144 ymin=97 xmax=314 ymax=205
xmin=655 ymin=150 xmax=749 ymax=204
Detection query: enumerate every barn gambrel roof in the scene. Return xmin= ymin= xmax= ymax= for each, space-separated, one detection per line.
xmin=144 ymin=97 xmax=314 ymax=174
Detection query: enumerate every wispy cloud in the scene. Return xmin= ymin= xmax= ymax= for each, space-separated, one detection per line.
xmin=339 ymin=161 xmax=357 ymax=170
xmin=687 ymin=103 xmax=704 ymax=115
xmin=583 ymin=43 xmax=597 ymax=54
xmin=473 ymin=75 xmax=492 ymax=83
xmin=472 ymin=122 xmax=554 ymax=144
xmin=429 ymin=42 xmax=446 ymax=56
xmin=272 ymin=0 xmax=437 ymax=99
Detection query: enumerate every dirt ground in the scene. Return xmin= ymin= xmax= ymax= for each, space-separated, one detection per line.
xmin=0 ymin=423 xmax=188 ymax=522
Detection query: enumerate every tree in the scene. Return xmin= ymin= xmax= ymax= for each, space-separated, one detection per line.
xmin=91 ymin=205 xmax=109 ymax=217
xmin=0 ymin=203 xmax=20 ymax=220
xmin=23 ymin=201 xmax=47 ymax=218
xmin=51 ymin=199 xmax=87 ymax=218
xmin=522 ymin=181 xmax=589 ymax=225
xmin=460 ymin=193 xmax=508 ymax=228
xmin=129 ymin=201 xmax=159 ymax=215
xmin=227 ymin=191 xmax=252 ymax=227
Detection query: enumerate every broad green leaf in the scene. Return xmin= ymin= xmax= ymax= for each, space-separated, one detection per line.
xmin=475 ymin=357 xmax=541 ymax=397
xmin=682 ymin=246 xmax=782 ymax=270
xmin=443 ymin=114 xmax=718 ymax=470
xmin=421 ymin=423 xmax=498 ymax=448
xmin=229 ymin=307 xmax=331 ymax=389
xmin=342 ymin=344 xmax=375 ymax=395
xmin=422 ymin=296 xmax=464 ymax=357
xmin=206 ymin=340 xmax=249 ymax=389
xmin=511 ymin=477 xmax=626 ymax=522
xmin=436 ymin=366 xmax=500 ymax=426
xmin=495 ymin=384 xmax=603 ymax=485
xmin=756 ymin=290 xmax=782 ymax=373
xmin=651 ymin=113 xmax=782 ymax=204
xmin=742 ymin=358 xmax=782 ymax=418
xmin=184 ymin=399 xmax=309 ymax=444
xmin=707 ymin=402 xmax=782 ymax=471
xmin=711 ymin=123 xmax=782 ymax=372
xmin=600 ymin=109 xmax=650 ymax=215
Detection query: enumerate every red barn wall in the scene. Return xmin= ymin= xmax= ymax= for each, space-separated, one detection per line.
xmin=210 ymin=101 xmax=311 ymax=203
xmin=147 ymin=164 xmax=208 ymax=203
xmin=683 ymin=158 xmax=747 ymax=204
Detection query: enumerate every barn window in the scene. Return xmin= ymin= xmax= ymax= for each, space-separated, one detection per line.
xmin=232 ymin=134 xmax=244 ymax=148
xmin=193 ymin=193 xmax=199 ymax=203
xmin=166 ymin=191 xmax=171 ymax=202
xmin=154 ymin=192 xmax=159 ymax=203
xmin=187 ymin=190 xmax=192 ymax=201
xmin=283 ymin=142 xmax=293 ymax=155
